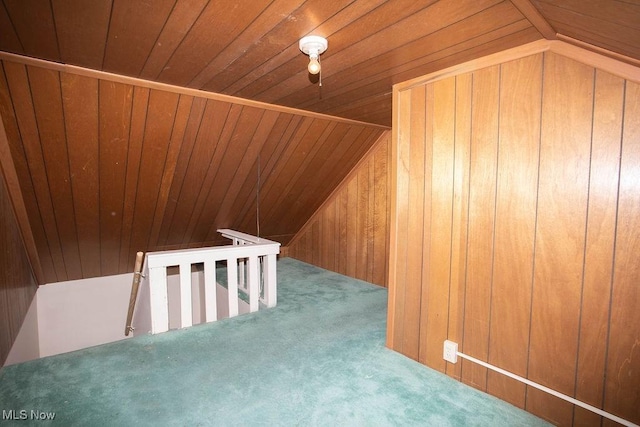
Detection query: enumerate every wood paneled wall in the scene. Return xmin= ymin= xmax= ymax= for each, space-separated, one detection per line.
xmin=0 ymin=165 xmax=37 ymax=366
xmin=287 ymin=131 xmax=391 ymax=287
xmin=0 ymin=55 xmax=387 ymax=284
xmin=388 ymin=45 xmax=640 ymax=426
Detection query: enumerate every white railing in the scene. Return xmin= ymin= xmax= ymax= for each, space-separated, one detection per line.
xmin=132 ymin=229 xmax=279 ymax=335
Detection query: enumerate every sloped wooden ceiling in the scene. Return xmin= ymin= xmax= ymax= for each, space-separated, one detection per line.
xmin=0 ymin=0 xmax=552 ymax=127
xmin=0 ymin=56 xmax=386 ymax=284
xmin=1 ymin=1 xmax=637 ymax=127
xmin=531 ymin=0 xmax=640 ymax=61
xmin=1 ymin=0 xmax=639 ymax=284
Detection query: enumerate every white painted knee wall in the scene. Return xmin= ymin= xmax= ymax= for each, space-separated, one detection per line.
xmin=5 ymin=268 xmax=250 ymax=366
xmin=5 ymin=273 xmax=133 ymax=366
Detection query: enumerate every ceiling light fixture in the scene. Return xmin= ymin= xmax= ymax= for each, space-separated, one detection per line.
xmin=299 ymin=35 xmax=328 ymax=76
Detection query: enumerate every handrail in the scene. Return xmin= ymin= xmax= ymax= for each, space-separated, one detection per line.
xmin=217 ymin=228 xmax=272 ymax=244
xmin=124 ymin=251 xmax=144 ymax=336
xmin=144 ymin=242 xmax=279 ymax=268
xmin=142 ymin=230 xmax=280 ymax=334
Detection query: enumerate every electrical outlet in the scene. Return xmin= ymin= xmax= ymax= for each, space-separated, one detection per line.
xmin=443 ymin=340 xmax=458 ymax=363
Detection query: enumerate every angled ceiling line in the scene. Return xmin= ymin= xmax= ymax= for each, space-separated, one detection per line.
xmin=0 ymin=51 xmax=389 ymax=130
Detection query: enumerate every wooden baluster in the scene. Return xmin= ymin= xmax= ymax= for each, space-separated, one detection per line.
xmin=227 ymin=257 xmax=239 ymax=317
xmin=149 ymin=266 xmax=169 ymax=333
xmin=179 ymin=263 xmax=193 ymax=328
xmin=248 ymin=255 xmax=259 ymax=312
xmin=204 ymin=259 xmax=217 ymax=322
xmin=263 ymin=254 xmax=277 ymax=308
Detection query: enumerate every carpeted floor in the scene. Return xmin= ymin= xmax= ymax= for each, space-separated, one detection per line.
xmin=0 ymin=258 xmax=549 ymax=426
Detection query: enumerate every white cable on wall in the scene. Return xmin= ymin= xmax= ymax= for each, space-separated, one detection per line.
xmin=456 ymin=351 xmax=638 ymax=427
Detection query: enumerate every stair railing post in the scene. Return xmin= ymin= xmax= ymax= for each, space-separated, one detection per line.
xmin=179 ymin=263 xmax=193 ymax=328
xmin=149 ymin=266 xmax=169 ymax=334
xmin=263 ymin=253 xmax=277 ymax=308
xmin=203 ymin=259 xmax=218 ymax=322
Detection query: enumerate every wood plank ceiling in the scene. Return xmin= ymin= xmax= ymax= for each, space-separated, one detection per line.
xmin=0 ymin=0 xmax=640 ymax=126
xmin=0 ymin=0 xmax=552 ymax=127
xmin=0 ymin=0 xmax=639 ymax=284
xmin=2 ymin=0 xmax=636 ymax=127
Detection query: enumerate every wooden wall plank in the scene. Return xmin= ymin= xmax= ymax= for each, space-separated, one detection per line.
xmin=401 ymin=85 xmax=426 ymax=360
xmin=549 ymin=20 xmax=640 ymax=61
xmin=424 ymin=76 xmax=456 ymax=371
xmin=337 ymin=184 xmax=348 ymax=275
xmin=460 ymin=65 xmax=500 ymax=390
xmin=156 ymin=97 xmax=207 ymax=248
xmin=196 ymin=107 xmax=269 ymax=242
xmin=61 ymin=73 xmax=101 ymax=278
xmin=322 ymin=198 xmax=336 ymax=271
xmin=0 ymin=61 xmax=50 ymax=283
xmin=311 ymin=220 xmax=320 ymax=266
xmin=181 ymin=104 xmax=245 ymax=244
xmin=140 ymin=0 xmax=209 ymax=80
xmin=527 ymin=53 xmax=593 ymax=425
xmin=417 ymin=83 xmax=434 ymax=366
xmin=345 ymin=172 xmax=358 ymax=278
xmin=446 ymin=73 xmax=472 ymax=379
xmin=263 ymin=120 xmax=340 ymax=234
xmin=203 ymin=110 xmax=280 ymax=240
xmin=286 ymin=131 xmax=391 ymax=288
xmin=365 ymin=156 xmax=375 ymax=283
xmin=572 ymin=70 xmax=624 ymax=426
xmin=28 ymin=66 xmax=83 ymax=280
xmin=103 ymin=0 xmax=176 ymax=76
xmin=391 ymin=89 xmax=412 ymax=350
xmin=127 ymin=89 xmax=179 ymax=269
xmin=52 ymin=0 xmax=112 ymax=69
xmin=0 ymin=283 xmax=11 ymax=363
xmin=533 ymin=0 xmax=640 ymax=60
xmin=3 ymin=0 xmax=59 ymax=61
xmin=118 ymin=86 xmax=148 ymax=271
xmin=534 ymin=0 xmax=640 ymax=30
xmin=207 ymin=110 xmax=280 ymax=239
xmin=98 ymin=80 xmax=132 ymax=276
xmin=372 ymin=134 xmax=389 ymax=286
xmin=163 ymin=100 xmax=230 ymax=246
xmin=0 ymin=168 xmax=37 ymax=366
xmin=188 ymin=0 xmax=308 ymax=88
xmin=487 ymin=53 xmax=542 ymax=408
xmin=265 ymin=124 xmax=380 ymax=244
xmin=231 ymin=114 xmax=297 ymax=235
xmin=254 ymin=117 xmax=316 ymax=230
xmin=237 ymin=115 xmax=303 ymax=231
xmin=605 ymin=80 xmax=640 ymax=425
xmin=0 ymin=3 xmax=23 ymax=54
xmin=280 ymin=125 xmax=372 ymax=233
xmin=0 ymin=70 xmax=40 ymax=367
xmin=147 ymin=94 xmax=193 ymax=249
xmin=157 ymin=1 xmax=269 ymax=87
xmin=0 ymin=67 xmax=40 ymax=360
xmin=6 ymin=63 xmax=67 ymax=283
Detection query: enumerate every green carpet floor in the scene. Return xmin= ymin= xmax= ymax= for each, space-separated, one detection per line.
xmin=0 ymin=258 xmax=549 ymax=426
